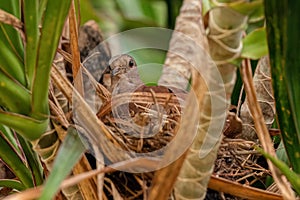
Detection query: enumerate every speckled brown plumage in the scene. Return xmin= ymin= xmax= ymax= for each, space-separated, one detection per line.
xmin=78 ymin=20 xmax=111 ymax=82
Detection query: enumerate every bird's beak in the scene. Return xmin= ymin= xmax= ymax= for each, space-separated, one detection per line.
xmin=111 ymin=67 xmax=120 ymax=76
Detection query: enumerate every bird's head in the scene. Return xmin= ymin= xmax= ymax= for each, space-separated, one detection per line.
xmin=109 ymin=54 xmax=137 ymax=77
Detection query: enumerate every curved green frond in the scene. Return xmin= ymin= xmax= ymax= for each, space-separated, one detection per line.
xmin=0 ymin=37 xmax=25 ymax=85
xmin=0 ymin=71 xmax=30 ymax=114
xmin=17 ymin=135 xmax=44 ymax=186
xmin=0 ymin=131 xmax=34 ymax=188
xmin=23 ymin=0 xmax=39 ymax=88
xmin=257 ymin=147 xmax=300 ymax=195
xmin=32 ymin=0 xmax=72 ymax=118
xmin=39 ymin=127 xmax=85 ymax=200
xmin=0 ymin=111 xmax=48 ymax=140
xmin=0 ymin=1 xmax=24 ymax=61
xmin=242 ymin=28 xmax=268 ymax=59
xmin=0 ymin=179 xmax=26 ymax=191
xmin=265 ymin=0 xmax=300 ymax=173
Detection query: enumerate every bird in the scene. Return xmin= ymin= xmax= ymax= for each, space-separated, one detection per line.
xmin=99 ymin=54 xmax=141 ymax=93
xmin=102 ymin=54 xmax=174 ymax=93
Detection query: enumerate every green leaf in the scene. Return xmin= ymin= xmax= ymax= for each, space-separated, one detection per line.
xmin=0 ymin=1 xmax=20 ymax=19
xmin=18 ymin=135 xmax=44 ymax=186
xmin=229 ymin=0 xmax=263 ymax=16
xmin=248 ymin=2 xmax=264 ymax=23
xmin=0 ymin=35 xmax=25 ymax=85
xmin=0 ymin=1 xmax=24 ymax=61
xmin=31 ymin=0 xmax=71 ymax=119
xmin=241 ymin=27 xmax=268 ymax=59
xmin=207 ymin=0 xmax=263 ymax=16
xmin=202 ymin=0 xmax=211 ymax=15
xmin=0 ymin=111 xmax=48 ymax=141
xmin=0 ymin=124 xmax=19 ymax=151
xmin=23 ymin=0 xmax=39 ymax=88
xmin=265 ymin=0 xmax=300 ymax=173
xmin=257 ymin=147 xmax=300 ymax=195
xmin=39 ymin=127 xmax=85 ymax=200
xmin=39 ymin=0 xmax=48 ymax=19
xmin=0 ymin=179 xmax=26 ymax=191
xmin=0 ymin=131 xmax=34 ymax=188
xmin=0 ymin=71 xmax=31 ymax=114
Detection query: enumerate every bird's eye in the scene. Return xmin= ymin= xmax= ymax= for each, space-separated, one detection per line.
xmin=129 ymin=59 xmax=135 ymax=67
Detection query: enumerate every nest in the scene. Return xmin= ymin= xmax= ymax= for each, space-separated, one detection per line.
xmin=98 ymin=90 xmax=183 ymax=153
xmin=93 ymin=87 xmax=186 ymax=199
xmin=71 ymin=75 xmax=271 ymax=199
xmin=87 ymin=84 xmax=270 ymax=199
xmin=214 ymin=138 xmax=269 ymax=187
